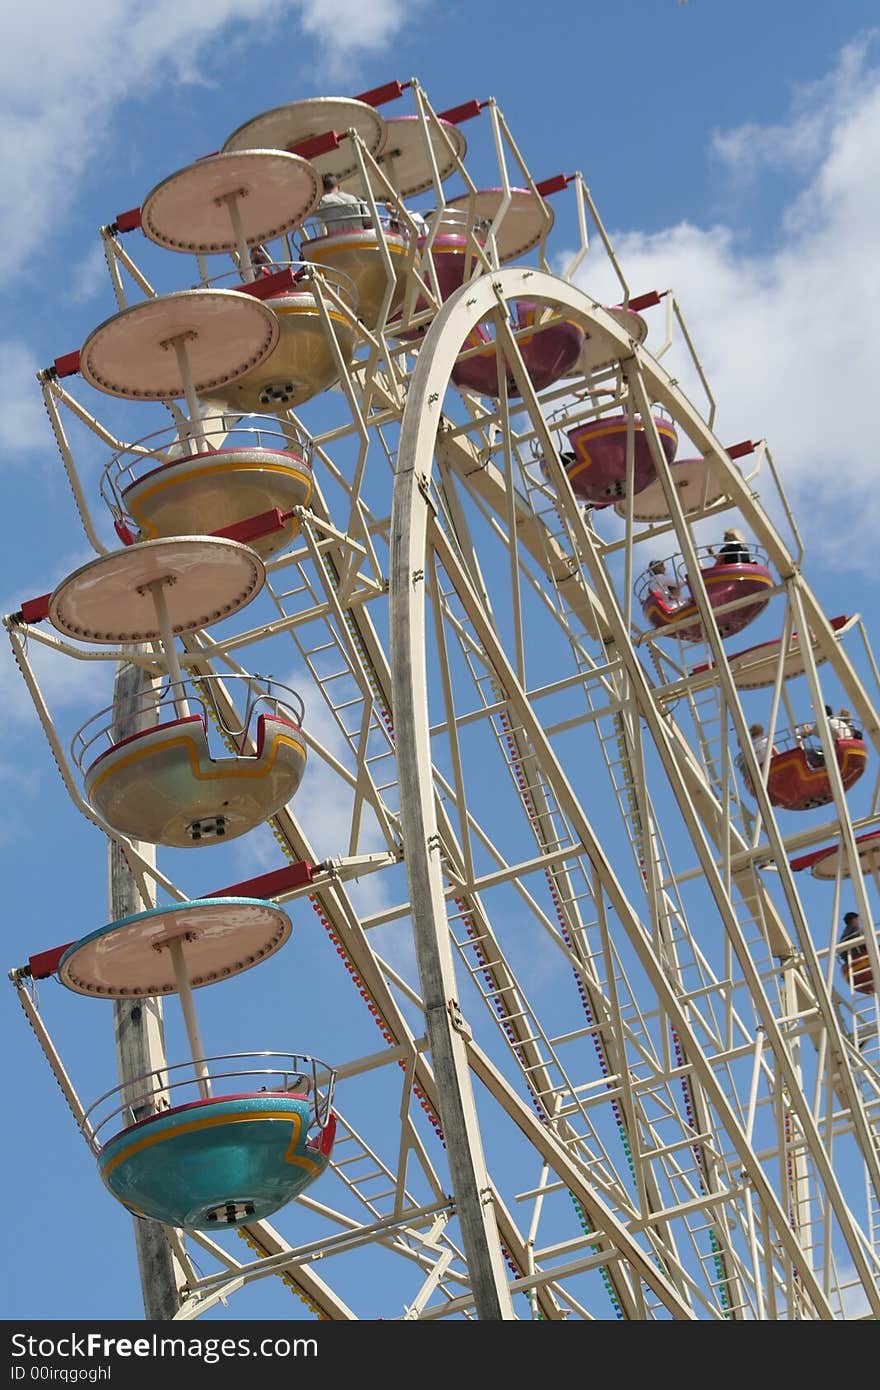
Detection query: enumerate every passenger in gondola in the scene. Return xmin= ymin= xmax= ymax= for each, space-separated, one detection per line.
xmin=647 ymin=558 xmax=682 ymax=608
xmin=838 ymin=909 xmax=873 ymax=993
xmin=249 ymin=244 xmax=276 ymax=277
xmin=796 ymin=705 xmax=842 ymax=768
xmin=736 ymin=721 xmax=775 ymax=781
xmin=317 ymin=173 xmax=370 ymax=235
xmin=384 ymin=199 xmax=428 ymax=239
xmin=839 ymin=910 xmax=863 ymax=963
xmin=709 ymin=528 xmax=751 ymax=565
xmin=830 ymin=707 xmax=859 ymax=739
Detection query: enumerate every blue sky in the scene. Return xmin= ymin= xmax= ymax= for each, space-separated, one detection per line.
xmin=2 ymin=0 xmax=879 ymax=1322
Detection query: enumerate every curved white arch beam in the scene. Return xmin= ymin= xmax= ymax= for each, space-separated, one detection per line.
xmin=390 ymin=267 xmax=877 ymax=1318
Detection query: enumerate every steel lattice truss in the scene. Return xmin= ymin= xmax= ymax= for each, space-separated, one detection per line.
xmin=7 ymin=79 xmax=880 ymax=1321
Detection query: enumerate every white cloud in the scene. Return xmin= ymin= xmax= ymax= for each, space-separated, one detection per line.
xmin=710 ymin=36 xmax=875 ymax=183
xmin=0 ymin=342 xmax=49 ymax=451
xmin=68 ymin=246 xmax=111 ymax=306
xmin=0 ymin=0 xmax=417 ymax=282
xmin=298 ymin=0 xmax=421 ymax=62
xmin=568 ymin=37 xmax=880 ymax=572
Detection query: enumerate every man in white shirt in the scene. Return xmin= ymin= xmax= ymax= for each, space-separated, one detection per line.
xmin=749 ymin=722 xmax=769 ymax=764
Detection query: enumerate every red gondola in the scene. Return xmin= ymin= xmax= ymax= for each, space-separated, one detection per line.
xmin=637 ymin=544 xmax=774 ymax=642
xmin=562 ymin=409 xmax=677 ymax=506
xmin=451 ymin=299 xmax=584 ymax=398
xmin=740 ymin=732 xmax=867 ymax=811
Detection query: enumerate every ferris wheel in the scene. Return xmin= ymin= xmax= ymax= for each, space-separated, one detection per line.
xmin=7 ymin=77 xmax=880 ymax=1322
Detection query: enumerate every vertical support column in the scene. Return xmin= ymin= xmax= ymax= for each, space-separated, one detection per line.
xmin=167 ymin=936 xmax=211 ymax=1099
xmin=391 ymin=380 xmax=516 ymax=1322
xmin=110 ymin=656 xmax=184 ymax=1321
xmin=145 ymin=578 xmax=191 ymax=719
xmin=166 ymin=333 xmax=207 ymax=452
xmin=221 ymin=192 xmax=256 ymax=283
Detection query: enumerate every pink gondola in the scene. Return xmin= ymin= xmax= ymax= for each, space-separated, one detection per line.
xmin=638 ymin=544 xmax=774 ymax=642
xmin=562 ymin=410 xmax=678 ymax=506
xmin=740 ymin=732 xmax=867 ymax=811
xmin=451 ymin=300 xmax=584 ymax=398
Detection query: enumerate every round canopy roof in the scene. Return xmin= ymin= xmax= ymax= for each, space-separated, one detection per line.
xmin=223 ymin=97 xmax=386 ymax=181
xmin=80 ymin=290 xmax=279 ymax=401
xmin=341 ymin=114 xmax=466 ymax=198
xmin=445 ymin=187 xmax=553 ymax=263
xmin=59 ymin=898 xmax=292 ymax=997
xmin=691 ymin=616 xmax=856 ymax=690
xmin=48 ymin=536 xmax=265 ymax=643
xmin=141 ymin=151 xmax=321 ymax=254
xmin=615 ymin=456 xmax=727 ymax=523
xmin=790 ymin=830 xmax=880 ymax=880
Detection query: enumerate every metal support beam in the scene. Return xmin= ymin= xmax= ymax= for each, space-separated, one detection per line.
xmin=110 ymin=657 xmax=184 ymax=1321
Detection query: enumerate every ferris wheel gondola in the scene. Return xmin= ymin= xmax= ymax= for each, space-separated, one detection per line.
xmin=58 ymin=898 xmax=336 ymax=1228
xmin=739 ymin=730 xmax=868 ymax=811
xmin=637 ymin=544 xmax=774 ymax=641
xmin=100 ymin=419 xmax=314 ymax=560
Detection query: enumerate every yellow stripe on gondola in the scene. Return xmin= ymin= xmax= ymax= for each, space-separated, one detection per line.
xmin=101 ymin=1106 xmax=324 ymax=1182
xmin=128 ymin=460 xmax=312 ymax=538
xmin=308 ymin=237 xmax=408 ymax=256
xmin=88 ymin=729 xmax=306 ymax=796
xmin=703 ymin=568 xmax=774 ymax=593
xmin=271 ymin=303 xmax=352 ymax=329
xmin=567 ymin=421 xmax=677 ymax=479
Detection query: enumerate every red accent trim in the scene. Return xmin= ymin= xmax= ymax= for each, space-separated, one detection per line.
xmin=235 ymin=266 xmax=302 ymax=300
xmin=114 ymin=208 xmax=142 ymax=234
xmin=20 ymin=593 xmax=51 ymax=623
xmin=253 ymin=712 xmax=300 ymax=759
xmin=28 ymin=943 xmax=76 ymax=979
xmin=726 ymin=439 xmax=756 ymax=459
xmin=437 ymin=100 xmax=484 ymax=125
xmin=212 ymin=508 xmax=292 ymax=546
xmin=114 ymin=519 xmax=136 ymax=546
xmin=627 ymin=291 xmax=663 ymax=312
xmin=354 ymin=80 xmax=406 ymax=107
xmin=535 ymin=174 xmax=572 ymax=197
xmin=209 ymin=861 xmax=317 ymax=900
xmin=316 ymin=1111 xmax=337 ymax=1156
xmin=790 ymin=829 xmax=880 ymax=872
xmin=86 ymin=714 xmax=206 ymax=776
xmin=53 ymin=351 xmax=81 ymax=378
xmin=288 ymin=130 xmax=341 ymax=160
